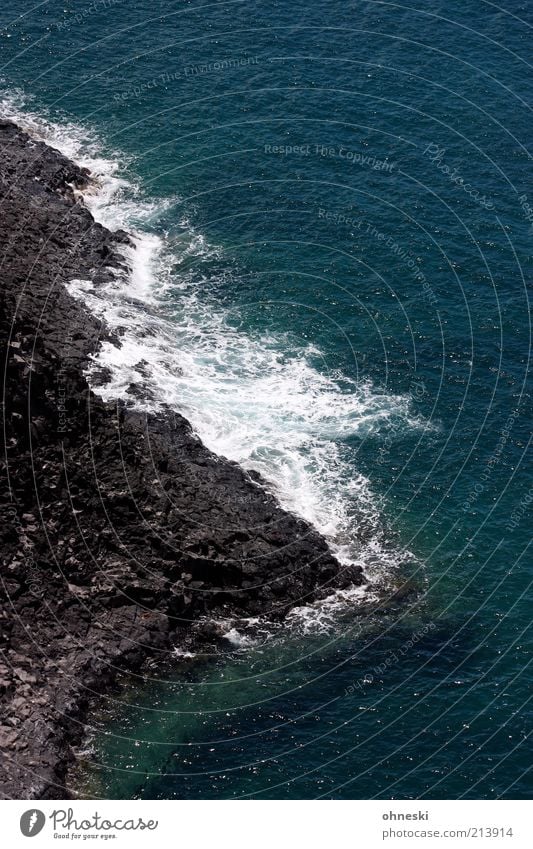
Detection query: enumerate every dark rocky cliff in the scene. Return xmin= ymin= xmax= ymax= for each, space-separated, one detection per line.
xmin=0 ymin=120 xmax=363 ymax=798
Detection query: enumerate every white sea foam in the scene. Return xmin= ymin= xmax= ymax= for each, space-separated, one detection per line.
xmin=172 ymin=647 xmax=197 ymax=660
xmin=70 ymin=263 xmax=421 ymax=568
xmin=2 ymin=90 xmax=428 ymax=626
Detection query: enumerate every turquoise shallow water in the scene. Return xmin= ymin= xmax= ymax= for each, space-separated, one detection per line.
xmin=1 ymin=0 xmax=531 ymax=799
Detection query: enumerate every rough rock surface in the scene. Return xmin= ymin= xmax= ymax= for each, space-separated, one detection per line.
xmin=0 ymin=119 xmax=363 ymax=799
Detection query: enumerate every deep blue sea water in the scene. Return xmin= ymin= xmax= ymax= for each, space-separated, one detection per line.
xmin=1 ymin=0 xmax=531 ymax=799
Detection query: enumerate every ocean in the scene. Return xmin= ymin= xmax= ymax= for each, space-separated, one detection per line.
xmin=0 ymin=0 xmax=531 ymax=799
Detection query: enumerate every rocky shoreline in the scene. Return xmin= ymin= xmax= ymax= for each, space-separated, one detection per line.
xmin=0 ymin=120 xmax=364 ymax=799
